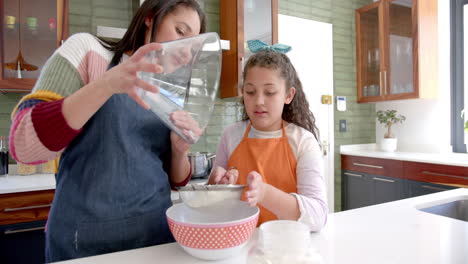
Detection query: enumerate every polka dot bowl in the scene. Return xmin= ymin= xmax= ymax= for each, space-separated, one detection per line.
xmin=166 ymin=201 xmax=259 ymax=260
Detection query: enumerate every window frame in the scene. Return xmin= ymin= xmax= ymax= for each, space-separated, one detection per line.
xmin=451 ymin=0 xmax=468 ymax=152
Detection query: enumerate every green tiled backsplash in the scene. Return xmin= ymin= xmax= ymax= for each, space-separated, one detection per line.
xmin=1 ymin=0 xmax=375 ymax=211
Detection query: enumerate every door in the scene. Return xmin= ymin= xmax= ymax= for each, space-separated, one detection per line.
xmin=356 ymin=1 xmax=384 ymax=102
xmin=343 ymin=171 xmax=371 ymax=210
xmin=279 ymin=15 xmax=335 ymax=212
xmin=0 ymin=220 xmax=47 ymax=264
xmin=370 ymin=174 xmax=404 ymax=205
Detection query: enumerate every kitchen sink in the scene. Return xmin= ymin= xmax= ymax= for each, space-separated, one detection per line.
xmin=419 ymin=198 xmax=468 ymax=222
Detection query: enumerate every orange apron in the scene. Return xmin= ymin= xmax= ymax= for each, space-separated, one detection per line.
xmin=228 ymin=122 xmax=297 ymax=226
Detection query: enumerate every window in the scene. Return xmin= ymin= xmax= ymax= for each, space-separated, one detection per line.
xmin=451 ymin=0 xmax=468 ymax=152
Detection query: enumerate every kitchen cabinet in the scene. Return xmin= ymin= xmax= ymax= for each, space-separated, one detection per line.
xmin=0 ymin=190 xmax=54 ymax=263
xmin=343 ymin=171 xmax=405 ymax=210
xmin=341 ymin=155 xmax=466 ymax=210
xmin=0 ymin=0 xmax=68 ymax=92
xmin=371 ymin=174 xmax=405 ymax=204
xmin=343 ymin=170 xmax=371 ymax=209
xmin=0 ymin=220 xmax=47 ymax=264
xmin=406 ymin=180 xmax=456 ymax=198
xmin=403 ymin=160 xmax=468 ymax=187
xmin=355 ymin=0 xmax=438 ymax=103
xmin=219 ymin=0 xmax=278 ymax=98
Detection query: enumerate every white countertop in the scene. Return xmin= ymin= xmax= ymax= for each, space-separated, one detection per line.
xmin=0 ymin=174 xmax=55 ymax=194
xmin=0 ymin=173 xmax=207 ymax=197
xmin=341 ymin=144 xmax=468 ymax=167
xmin=54 ymin=188 xmax=468 ymax=264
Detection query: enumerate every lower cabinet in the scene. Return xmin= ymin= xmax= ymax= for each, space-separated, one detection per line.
xmin=342 ymin=155 xmax=468 ymax=211
xmin=406 ymin=180 xmax=457 ymax=197
xmin=343 ymin=171 xmax=405 ymax=210
xmin=0 ymin=220 xmax=47 ymax=264
xmin=343 ymin=170 xmax=458 ymax=210
xmin=371 ymin=174 xmax=405 ymax=205
xmin=343 ymin=171 xmax=371 ymax=209
xmin=0 ymin=190 xmax=54 ymax=263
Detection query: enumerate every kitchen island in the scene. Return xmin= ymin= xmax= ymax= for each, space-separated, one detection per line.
xmin=54 ymin=188 xmax=468 ymax=264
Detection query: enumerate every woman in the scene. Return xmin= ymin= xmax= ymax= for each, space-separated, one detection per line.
xmin=9 ymin=0 xmax=205 ymax=262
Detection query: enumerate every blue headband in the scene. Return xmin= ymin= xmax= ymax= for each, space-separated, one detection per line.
xmin=247 ymin=40 xmax=292 ymax=54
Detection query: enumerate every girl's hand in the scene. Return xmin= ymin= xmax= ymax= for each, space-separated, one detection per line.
xmin=207 ymin=166 xmax=226 ymax=185
xmin=170 ymin=111 xmax=203 ymax=152
xmin=207 ymin=167 xmax=238 ymax=185
xmin=100 ymin=42 xmax=163 ymax=109
xmin=246 ymin=171 xmax=267 ymax=207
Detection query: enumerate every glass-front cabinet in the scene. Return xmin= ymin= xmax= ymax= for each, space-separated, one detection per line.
xmin=0 ymin=0 xmax=68 ymax=91
xmin=356 ymin=0 xmax=438 ymax=103
xmin=220 ymin=0 xmax=277 ymax=98
xmin=356 ymin=2 xmax=383 ymax=100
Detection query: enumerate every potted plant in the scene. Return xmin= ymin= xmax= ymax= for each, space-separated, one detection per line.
xmin=376 ymin=109 xmax=406 ymax=152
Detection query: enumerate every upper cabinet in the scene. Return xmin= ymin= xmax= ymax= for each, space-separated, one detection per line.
xmin=0 ymin=0 xmax=68 ymax=92
xmin=220 ymin=0 xmax=278 ymax=98
xmin=355 ymin=0 xmax=438 ymax=103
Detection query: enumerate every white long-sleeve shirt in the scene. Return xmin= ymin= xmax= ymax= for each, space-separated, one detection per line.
xmin=213 ymin=120 xmax=328 ymax=231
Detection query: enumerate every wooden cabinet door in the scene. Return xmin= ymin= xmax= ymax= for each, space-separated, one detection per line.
xmin=403 ymin=161 xmax=468 ymax=188
xmin=341 ymin=155 xmax=404 ymax=178
xmin=384 ymin=0 xmax=417 ymax=100
xmin=0 ymin=190 xmax=54 ymax=225
xmin=356 ymin=1 xmax=385 ymax=103
xmin=0 ymin=0 xmax=68 ymax=92
xmin=355 ymin=0 xmax=438 ymax=103
xmin=219 ymin=0 xmax=278 ymax=98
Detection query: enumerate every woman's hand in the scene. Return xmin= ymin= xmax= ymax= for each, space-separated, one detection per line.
xmin=100 ymin=42 xmax=164 ymax=109
xmin=246 ymin=171 xmax=267 ymax=207
xmin=208 ymin=166 xmax=238 ymax=185
xmin=170 ymin=111 xmax=203 ymax=147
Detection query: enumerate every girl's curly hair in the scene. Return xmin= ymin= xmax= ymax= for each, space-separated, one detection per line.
xmin=241 ymin=50 xmax=320 ymax=143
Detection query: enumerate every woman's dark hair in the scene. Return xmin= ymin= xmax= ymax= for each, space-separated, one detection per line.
xmin=241 ymin=50 xmax=321 ymax=143
xmin=100 ymin=0 xmax=206 ymax=66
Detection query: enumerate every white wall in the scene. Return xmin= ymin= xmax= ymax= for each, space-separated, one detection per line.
xmin=375 ymin=0 xmax=452 ymax=153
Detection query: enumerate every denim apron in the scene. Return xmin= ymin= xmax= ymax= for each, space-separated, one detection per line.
xmin=45 ymin=62 xmax=175 ymax=262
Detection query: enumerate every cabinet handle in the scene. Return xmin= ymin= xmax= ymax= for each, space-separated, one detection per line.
xmin=421 ymin=171 xmax=466 ymax=180
xmin=421 ymin=185 xmax=448 ymax=191
xmin=4 ymin=226 xmax=45 ymax=235
xmin=379 ymin=71 xmax=383 ymax=96
xmin=373 ymin=177 xmax=394 ymax=183
xmin=4 ymin=204 xmax=51 ymax=212
xmin=353 ymin=163 xmax=383 ymax=169
xmin=344 ymin=172 xmax=363 ymax=178
xmin=383 ymin=71 xmax=387 ymax=95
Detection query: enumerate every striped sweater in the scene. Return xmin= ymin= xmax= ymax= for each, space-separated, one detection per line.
xmin=10 ymin=33 xmax=114 ymax=165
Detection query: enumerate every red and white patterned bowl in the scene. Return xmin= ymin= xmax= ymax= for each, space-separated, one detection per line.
xmin=166 ymin=202 xmax=259 ymax=260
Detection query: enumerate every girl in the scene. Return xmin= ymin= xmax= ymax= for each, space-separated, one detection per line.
xmin=209 ymin=43 xmax=328 ymax=231
xmin=9 ymin=0 xmax=205 ymax=262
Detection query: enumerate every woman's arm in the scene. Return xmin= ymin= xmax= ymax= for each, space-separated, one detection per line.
xmin=10 ymin=36 xmax=163 ymax=164
xmin=63 ymin=42 xmax=162 ymax=130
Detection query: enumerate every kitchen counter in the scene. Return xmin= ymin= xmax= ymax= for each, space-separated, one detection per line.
xmin=54 ymin=188 xmax=468 ymax=264
xmin=0 ymin=173 xmax=55 ymax=194
xmin=0 ymin=173 xmax=207 ymax=201
xmin=341 ymin=144 xmax=468 ymax=167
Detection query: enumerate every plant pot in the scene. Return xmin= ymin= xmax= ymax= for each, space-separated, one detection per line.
xmin=380 ymin=138 xmax=397 ymax=152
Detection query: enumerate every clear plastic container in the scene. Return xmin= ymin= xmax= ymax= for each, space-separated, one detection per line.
xmin=138 ymin=32 xmax=222 ymax=144
xmin=247 ymin=220 xmax=323 ymax=264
